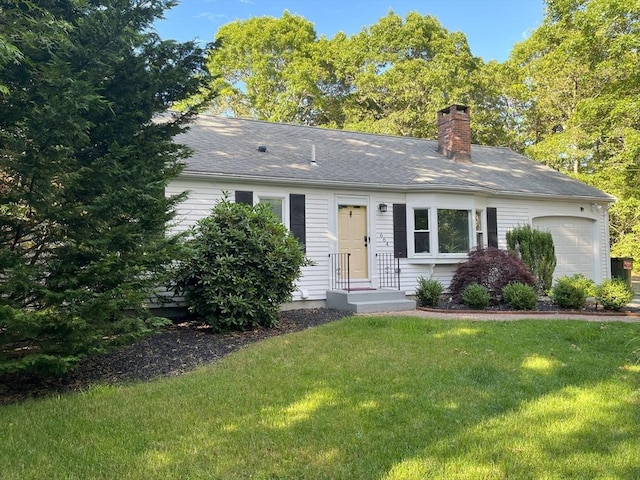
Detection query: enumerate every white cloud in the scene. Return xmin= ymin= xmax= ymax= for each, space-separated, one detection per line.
xmin=194 ymin=12 xmax=228 ymax=21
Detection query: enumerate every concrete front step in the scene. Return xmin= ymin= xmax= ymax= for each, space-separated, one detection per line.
xmin=349 ymin=299 xmax=417 ymax=313
xmin=326 ymin=289 xmax=416 ymax=313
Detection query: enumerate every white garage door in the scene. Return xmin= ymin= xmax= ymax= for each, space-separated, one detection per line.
xmin=532 ymin=216 xmax=597 ymax=280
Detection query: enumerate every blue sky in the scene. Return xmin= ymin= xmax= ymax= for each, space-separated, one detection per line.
xmin=154 ymin=0 xmax=546 ymax=62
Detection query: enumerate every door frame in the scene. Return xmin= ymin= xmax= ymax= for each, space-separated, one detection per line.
xmin=334 ymin=195 xmax=371 ymax=281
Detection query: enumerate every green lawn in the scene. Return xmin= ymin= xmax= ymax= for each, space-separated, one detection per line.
xmin=1 ymin=316 xmax=639 ymax=479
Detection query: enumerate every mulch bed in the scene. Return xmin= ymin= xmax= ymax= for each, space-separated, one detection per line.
xmin=420 ymin=297 xmax=640 ymax=316
xmin=0 ymin=308 xmax=351 ymax=406
xmin=425 ymin=296 xmax=640 ymax=315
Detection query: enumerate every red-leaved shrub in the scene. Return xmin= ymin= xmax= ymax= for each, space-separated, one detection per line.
xmin=449 ymin=248 xmax=536 ymax=302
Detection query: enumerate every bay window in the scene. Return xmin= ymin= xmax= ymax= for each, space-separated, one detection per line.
xmin=437 ymin=209 xmax=470 ymax=253
xmin=407 ymin=206 xmax=477 ymax=257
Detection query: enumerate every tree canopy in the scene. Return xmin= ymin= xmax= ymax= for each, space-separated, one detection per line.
xmin=0 ymin=0 xmax=213 ymax=375
xmin=205 ymin=12 xmax=326 ymax=124
xmin=507 ymin=0 xmax=640 ymax=262
xmin=202 ymin=1 xmax=640 ymax=265
xmin=204 ymin=11 xmax=513 ymax=145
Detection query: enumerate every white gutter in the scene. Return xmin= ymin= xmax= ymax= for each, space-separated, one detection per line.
xmin=178 ymin=170 xmax=615 ymax=204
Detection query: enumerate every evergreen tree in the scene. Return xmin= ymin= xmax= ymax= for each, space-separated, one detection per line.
xmin=0 ymin=0 xmax=213 ymax=375
xmin=506 ymin=225 xmax=556 ymax=292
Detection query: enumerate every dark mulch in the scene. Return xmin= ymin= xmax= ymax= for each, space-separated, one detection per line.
xmin=430 ymin=296 xmax=640 ymax=314
xmin=0 ymin=308 xmax=351 ymax=406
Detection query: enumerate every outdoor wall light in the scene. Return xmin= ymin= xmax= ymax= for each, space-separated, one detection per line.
xmin=378 ymin=203 xmax=388 ymax=213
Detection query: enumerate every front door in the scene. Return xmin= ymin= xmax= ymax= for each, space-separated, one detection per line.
xmin=338 ymin=205 xmax=368 ymax=279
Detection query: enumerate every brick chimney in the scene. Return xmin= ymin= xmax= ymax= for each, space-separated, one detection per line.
xmin=437 ymin=104 xmax=471 ymax=163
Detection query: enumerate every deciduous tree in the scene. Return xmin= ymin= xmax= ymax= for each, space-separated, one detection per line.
xmin=506 ymin=0 xmax=640 ymax=262
xmin=204 ymin=11 xmax=511 ymax=145
xmin=205 ymin=12 xmax=330 ymax=125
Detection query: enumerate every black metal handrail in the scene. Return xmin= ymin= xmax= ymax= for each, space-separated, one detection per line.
xmin=329 ymin=253 xmax=350 ymax=291
xmin=376 ymin=252 xmax=401 ymax=290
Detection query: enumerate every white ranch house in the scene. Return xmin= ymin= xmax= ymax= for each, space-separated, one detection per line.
xmin=167 ymin=105 xmax=615 ymax=312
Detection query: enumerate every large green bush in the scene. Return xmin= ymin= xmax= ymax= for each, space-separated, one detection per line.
xmin=506 ymin=224 xmax=556 ymax=292
xmin=502 ymin=282 xmax=538 ymax=310
xmin=415 ymin=277 xmax=444 ymax=307
xmin=596 ymin=279 xmax=634 ymax=311
xmin=175 ymin=197 xmax=309 ymax=330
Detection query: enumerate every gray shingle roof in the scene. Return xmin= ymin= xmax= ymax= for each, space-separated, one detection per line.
xmin=178 ymin=115 xmax=614 ymax=202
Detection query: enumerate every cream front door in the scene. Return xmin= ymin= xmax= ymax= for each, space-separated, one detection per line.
xmin=338 ymin=205 xmax=368 ymax=279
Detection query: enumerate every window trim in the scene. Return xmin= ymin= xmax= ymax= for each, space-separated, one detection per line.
xmin=475 ymin=209 xmax=485 ymax=249
xmin=436 ymin=208 xmax=472 ymax=254
xmin=407 ymin=199 xmax=484 ymax=259
xmin=257 ymin=195 xmax=286 ymax=225
xmin=413 ymin=208 xmax=431 ymax=254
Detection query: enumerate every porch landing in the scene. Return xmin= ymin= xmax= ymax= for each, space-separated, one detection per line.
xmin=326 ymin=289 xmax=416 ymax=313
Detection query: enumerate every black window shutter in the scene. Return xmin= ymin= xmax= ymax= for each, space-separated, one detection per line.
xmin=235 ymin=190 xmax=253 ymax=205
xmin=487 ymin=207 xmax=498 ymax=248
xmin=393 ymin=203 xmax=407 ymax=258
xmin=290 ymin=194 xmax=306 ymax=251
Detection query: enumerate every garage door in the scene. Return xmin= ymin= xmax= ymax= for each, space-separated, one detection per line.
xmin=532 ymin=216 xmax=596 ymax=280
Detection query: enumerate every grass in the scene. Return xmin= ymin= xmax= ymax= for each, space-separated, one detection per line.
xmin=1 ymin=316 xmax=639 ymax=479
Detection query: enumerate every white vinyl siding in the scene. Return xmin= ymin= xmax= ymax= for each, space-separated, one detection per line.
xmin=167 ymin=178 xmax=611 ymax=302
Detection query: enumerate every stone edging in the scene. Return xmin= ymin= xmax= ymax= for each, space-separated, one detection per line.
xmin=417 ymin=307 xmax=640 ymax=318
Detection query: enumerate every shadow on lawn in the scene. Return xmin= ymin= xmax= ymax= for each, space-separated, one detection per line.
xmin=124 ymin=318 xmax=640 ymax=479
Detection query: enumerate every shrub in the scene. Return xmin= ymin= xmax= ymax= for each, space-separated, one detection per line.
xmin=462 ymin=283 xmax=490 ymax=309
xmin=415 ymin=277 xmax=444 ymax=307
xmin=449 ymin=247 xmax=536 ymax=302
xmin=571 ymin=274 xmax=597 ymax=298
xmin=596 ymin=279 xmax=634 ymax=311
xmin=502 ymin=282 xmax=538 ymax=310
xmin=175 ymin=196 xmax=309 ymax=330
xmin=506 ymin=224 xmax=556 ymax=292
xmin=551 ymin=275 xmax=591 ymax=309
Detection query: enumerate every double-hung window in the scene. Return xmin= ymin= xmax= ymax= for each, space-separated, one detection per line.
xmin=414 ymin=208 xmax=430 ymax=253
xmin=401 ymin=202 xmax=491 ymax=258
xmin=258 ymin=197 xmax=284 ymax=223
xmin=475 ymin=209 xmax=484 ymax=248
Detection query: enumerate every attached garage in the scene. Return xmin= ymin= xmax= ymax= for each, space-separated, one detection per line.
xmin=532 ymin=216 xmax=598 ymax=281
